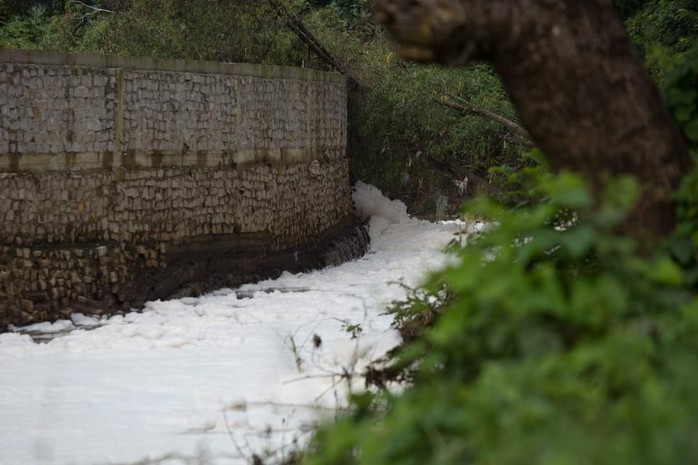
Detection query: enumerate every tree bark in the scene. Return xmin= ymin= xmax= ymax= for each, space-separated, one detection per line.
xmin=373 ymin=0 xmax=691 ymax=243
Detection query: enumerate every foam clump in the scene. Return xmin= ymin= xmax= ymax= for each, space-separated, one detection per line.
xmin=352 ymin=181 xmax=409 ymax=224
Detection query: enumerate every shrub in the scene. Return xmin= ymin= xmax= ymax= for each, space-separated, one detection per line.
xmin=666 ymin=47 xmax=698 ymax=287
xmin=300 ymin=47 xmax=698 ymax=457
xmin=303 ymin=167 xmax=698 ymax=465
xmin=0 ymin=6 xmax=51 ymax=49
xmin=625 ymin=0 xmax=698 ymax=80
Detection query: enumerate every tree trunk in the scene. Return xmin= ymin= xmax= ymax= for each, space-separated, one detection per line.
xmin=373 ymin=0 xmax=691 ymax=244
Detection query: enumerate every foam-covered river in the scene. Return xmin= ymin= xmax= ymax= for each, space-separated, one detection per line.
xmin=0 ymin=183 xmax=478 ymax=465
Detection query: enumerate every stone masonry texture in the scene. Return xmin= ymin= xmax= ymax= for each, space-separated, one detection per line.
xmin=0 ymin=50 xmax=363 ymax=329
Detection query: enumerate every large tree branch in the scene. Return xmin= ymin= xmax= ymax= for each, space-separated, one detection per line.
xmin=438 ymin=93 xmax=534 ymax=147
xmin=69 ymin=0 xmax=116 ymax=15
xmin=374 ymin=0 xmax=691 ymax=243
xmin=267 ymin=0 xmax=365 ymax=88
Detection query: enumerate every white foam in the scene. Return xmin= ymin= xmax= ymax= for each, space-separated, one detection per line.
xmin=0 ymin=181 xmax=471 ymax=465
xmin=353 ymin=181 xmax=409 ymax=224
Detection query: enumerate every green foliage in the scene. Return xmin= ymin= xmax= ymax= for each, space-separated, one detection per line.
xmin=664 ymin=48 xmax=698 ymax=145
xmin=625 ymin=0 xmax=698 ymax=80
xmin=488 ymin=149 xmax=550 ymax=208
xmin=0 ymin=0 xmax=53 ymax=22
xmin=352 ymin=61 xmax=527 ymax=212
xmin=360 ymin=64 xmax=518 ymax=171
xmin=339 ymin=319 xmax=364 ymax=340
xmin=282 ymin=2 xmax=531 ymax=215
xmin=665 ymin=48 xmax=698 ymax=287
xmin=303 ymin=172 xmax=698 ymax=465
xmin=0 ymin=6 xmax=51 ymax=49
xmin=39 ymin=0 xmax=303 ymax=65
xmin=0 ymin=0 xmax=29 ymax=22
xmin=308 ymin=0 xmax=371 ymax=27
xmin=613 ymin=0 xmax=652 ymax=20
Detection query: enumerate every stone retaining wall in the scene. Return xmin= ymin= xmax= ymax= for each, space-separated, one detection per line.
xmin=0 ymin=49 xmax=363 ymax=329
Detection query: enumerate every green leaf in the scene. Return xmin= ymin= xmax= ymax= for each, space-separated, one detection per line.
xmin=541 ymin=173 xmax=593 ymax=209
xmin=648 ymin=258 xmax=685 ymax=287
xmin=684 ymin=118 xmax=698 ymax=142
xmin=669 ymin=238 xmax=695 ymax=265
xmin=563 ymin=225 xmax=597 ymax=258
xmin=554 ymin=187 xmax=592 ymax=209
xmin=674 ymin=105 xmax=696 ymax=123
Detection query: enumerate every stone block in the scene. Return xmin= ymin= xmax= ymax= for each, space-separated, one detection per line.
xmin=0 ymin=51 xmax=352 ymax=328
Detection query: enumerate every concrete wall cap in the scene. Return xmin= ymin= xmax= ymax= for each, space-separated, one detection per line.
xmin=0 ymin=48 xmax=346 ymax=84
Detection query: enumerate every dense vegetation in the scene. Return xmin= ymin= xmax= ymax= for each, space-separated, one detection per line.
xmin=2 ymin=1 xmax=698 ymax=464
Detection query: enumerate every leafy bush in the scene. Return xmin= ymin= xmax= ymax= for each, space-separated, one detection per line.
xmin=38 ymin=0 xmax=304 ymax=65
xmin=351 ymin=62 xmax=523 ymax=199
xmin=295 ymin=4 xmax=531 ymax=215
xmin=666 ymin=47 xmax=698 ymax=287
xmin=625 ymin=0 xmax=698 ymax=80
xmin=0 ymin=6 xmax=51 ymax=49
xmin=303 ymin=168 xmax=698 ymax=465
xmin=613 ymin=0 xmax=651 ymax=20
xmin=0 ymin=0 xmax=34 ymax=22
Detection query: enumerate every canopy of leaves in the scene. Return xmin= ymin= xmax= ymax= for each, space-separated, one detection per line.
xmin=0 ymin=0 xmax=67 ymax=22
xmin=625 ymin=0 xmax=698 ymax=80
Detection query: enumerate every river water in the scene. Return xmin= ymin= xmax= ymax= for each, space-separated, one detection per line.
xmin=0 ymin=184 xmax=478 ymax=465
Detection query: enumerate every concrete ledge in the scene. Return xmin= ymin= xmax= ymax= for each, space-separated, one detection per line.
xmin=0 ymin=48 xmax=345 ymax=84
xmin=0 ymin=148 xmax=345 ymax=172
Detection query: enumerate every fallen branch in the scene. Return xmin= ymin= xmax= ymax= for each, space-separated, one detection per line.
xmin=267 ymin=0 xmax=365 ymax=88
xmin=438 ymin=93 xmax=534 ymax=147
xmin=69 ymin=0 xmax=116 ymax=15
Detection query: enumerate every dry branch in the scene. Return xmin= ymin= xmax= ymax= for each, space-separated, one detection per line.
xmin=267 ymin=0 xmax=365 ymax=87
xmin=69 ymin=0 xmax=116 ymax=15
xmin=438 ymin=93 xmax=533 ymax=147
